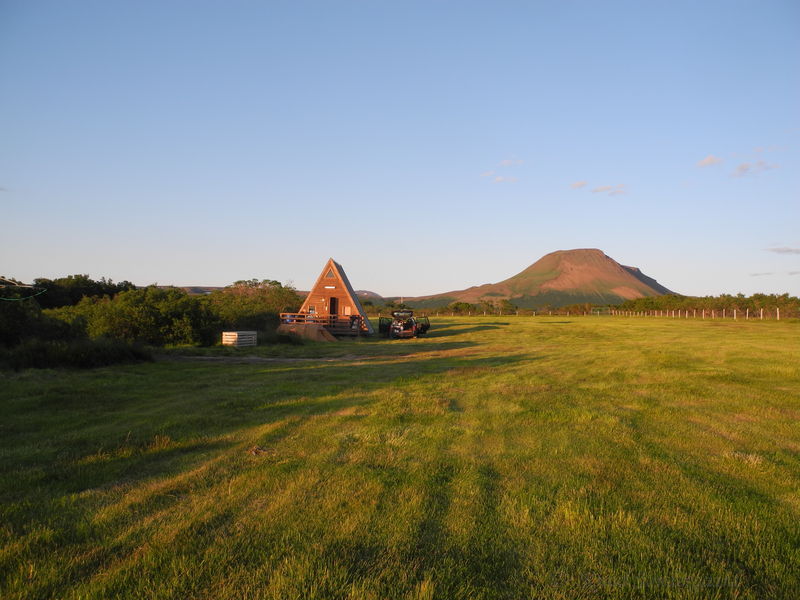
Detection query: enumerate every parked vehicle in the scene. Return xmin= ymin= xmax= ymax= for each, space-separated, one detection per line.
xmin=378 ymin=310 xmax=431 ymax=339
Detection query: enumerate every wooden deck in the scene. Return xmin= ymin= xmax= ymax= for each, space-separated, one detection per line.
xmin=279 ymin=313 xmax=366 ymax=336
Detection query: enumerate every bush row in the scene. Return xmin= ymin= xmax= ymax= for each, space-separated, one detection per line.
xmin=1 ymin=279 xmax=302 ymax=368
xmin=0 ymin=338 xmax=152 ymax=370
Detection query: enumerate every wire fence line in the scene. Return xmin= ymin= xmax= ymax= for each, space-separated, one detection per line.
xmin=366 ymin=308 xmax=799 ymax=320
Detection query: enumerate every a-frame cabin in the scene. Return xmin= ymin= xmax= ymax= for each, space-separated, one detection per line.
xmin=281 ymin=258 xmax=374 ymax=335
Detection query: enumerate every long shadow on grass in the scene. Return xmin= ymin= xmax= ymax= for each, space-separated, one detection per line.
xmin=3 ymin=353 xmax=532 ymax=505
xmin=1 ymin=352 xmax=532 ymax=599
xmin=426 ymin=325 xmax=504 ymax=338
xmin=398 ymin=459 xmax=522 ymax=597
xmin=631 ymin=436 xmax=795 ymax=595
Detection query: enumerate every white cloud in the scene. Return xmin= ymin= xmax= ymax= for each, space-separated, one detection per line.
xmin=570 ymin=181 xmax=587 ymax=189
xmin=750 ymin=272 xmax=773 ymax=277
xmin=609 ymin=185 xmax=626 ymax=196
xmin=733 ymin=161 xmax=778 ymax=177
xmin=498 ymin=158 xmax=523 ymax=167
xmin=697 ymin=155 xmax=722 ymax=167
xmin=768 ymin=247 xmax=800 ymax=255
xmin=480 ymin=171 xmax=495 ymax=177
xmin=734 ymin=163 xmax=751 ymax=177
xmin=492 ymin=175 xmax=518 ymax=184
xmin=591 ymin=184 xmax=626 ymax=196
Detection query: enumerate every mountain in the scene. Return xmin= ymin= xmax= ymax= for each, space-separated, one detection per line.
xmin=355 ymin=290 xmax=385 ymax=303
xmin=406 ymin=249 xmax=675 ymax=309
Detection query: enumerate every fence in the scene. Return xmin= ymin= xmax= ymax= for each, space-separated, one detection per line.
xmin=279 ymin=313 xmax=365 ymax=335
xmin=363 ymin=308 xmax=798 ymax=320
xmin=606 ymin=308 xmax=795 ymax=320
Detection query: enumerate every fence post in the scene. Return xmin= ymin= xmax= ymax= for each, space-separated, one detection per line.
xmin=777 ymin=307 xmax=780 ymax=321
xmin=746 ymin=308 xmax=749 ymax=320
xmin=760 ymin=308 xmax=763 ymax=320
xmin=734 ymin=309 xmax=737 ymax=320
xmin=723 ymin=309 xmax=726 ymax=319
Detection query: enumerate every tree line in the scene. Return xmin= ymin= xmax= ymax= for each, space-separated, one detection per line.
xmin=617 ymin=293 xmax=799 ymax=314
xmin=363 ymin=293 xmax=800 ymax=317
xmin=1 ymin=275 xmax=301 ymax=368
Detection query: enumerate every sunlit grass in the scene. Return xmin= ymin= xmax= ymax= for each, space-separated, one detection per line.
xmin=2 ymin=317 xmax=799 ymax=599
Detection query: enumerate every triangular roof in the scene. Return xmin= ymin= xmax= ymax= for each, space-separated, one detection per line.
xmin=299 ymin=258 xmax=374 ymax=334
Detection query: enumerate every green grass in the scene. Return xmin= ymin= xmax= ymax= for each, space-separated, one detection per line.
xmin=2 ymin=317 xmax=799 ymax=599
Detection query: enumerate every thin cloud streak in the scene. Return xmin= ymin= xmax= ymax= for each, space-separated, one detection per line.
xmin=591 ymin=184 xmax=626 ymax=196
xmin=733 ymin=161 xmax=778 ymax=177
xmin=767 ymin=247 xmax=800 ymax=254
xmin=697 ymin=155 xmax=722 ymax=167
xmin=570 ymin=181 xmax=587 ymax=189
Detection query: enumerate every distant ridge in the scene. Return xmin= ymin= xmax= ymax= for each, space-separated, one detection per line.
xmin=406 ymin=249 xmax=675 ymax=309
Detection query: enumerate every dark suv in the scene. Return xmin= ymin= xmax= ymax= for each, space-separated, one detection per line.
xmin=378 ymin=310 xmax=431 ymax=339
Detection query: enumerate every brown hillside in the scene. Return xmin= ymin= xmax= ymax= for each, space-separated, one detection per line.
xmin=407 ymin=248 xmax=675 ymax=308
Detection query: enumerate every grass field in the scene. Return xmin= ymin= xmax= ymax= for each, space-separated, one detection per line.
xmin=2 ymin=316 xmax=799 ymax=599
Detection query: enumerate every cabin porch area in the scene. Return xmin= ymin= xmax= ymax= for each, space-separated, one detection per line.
xmin=279 ymin=313 xmax=367 ymax=336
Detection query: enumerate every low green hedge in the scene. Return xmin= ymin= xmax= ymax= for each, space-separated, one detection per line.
xmin=0 ymin=338 xmax=153 ymax=370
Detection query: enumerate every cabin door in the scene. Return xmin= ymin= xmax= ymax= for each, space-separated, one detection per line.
xmin=329 ymin=297 xmax=339 ymax=316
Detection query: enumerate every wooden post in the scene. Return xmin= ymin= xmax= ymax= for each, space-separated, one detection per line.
xmin=702 ymin=309 xmax=705 ymax=319
xmin=723 ymin=308 xmax=726 ymax=319
xmin=777 ymin=307 xmax=780 ymax=321
xmin=760 ymin=308 xmax=763 ymax=320
xmin=746 ymin=308 xmax=749 ymax=320
xmin=734 ymin=309 xmax=737 ymax=320
xmin=712 ymin=310 xmax=715 ymax=319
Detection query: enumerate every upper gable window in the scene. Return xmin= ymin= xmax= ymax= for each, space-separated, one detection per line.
xmin=325 ymin=269 xmax=335 ymax=278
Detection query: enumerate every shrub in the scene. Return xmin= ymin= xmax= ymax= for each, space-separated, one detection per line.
xmin=1 ymin=338 xmax=153 ymax=370
xmin=80 ymin=287 xmax=218 ymax=346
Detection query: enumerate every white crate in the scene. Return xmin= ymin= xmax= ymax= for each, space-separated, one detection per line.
xmin=221 ymin=331 xmax=257 ymax=347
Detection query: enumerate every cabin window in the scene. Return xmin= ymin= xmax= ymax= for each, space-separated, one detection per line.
xmin=325 ymin=269 xmax=334 ymax=278
xmin=344 ymin=306 xmax=351 ymax=316
xmin=324 ymin=285 xmax=335 ymax=289
xmin=308 ymin=306 xmax=316 ymax=314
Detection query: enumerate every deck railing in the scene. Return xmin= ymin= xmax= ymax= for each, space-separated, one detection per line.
xmin=280 ymin=313 xmax=364 ymax=335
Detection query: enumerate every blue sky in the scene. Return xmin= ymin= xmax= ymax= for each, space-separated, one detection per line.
xmin=2 ymin=0 xmax=798 ymax=297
